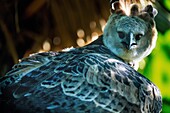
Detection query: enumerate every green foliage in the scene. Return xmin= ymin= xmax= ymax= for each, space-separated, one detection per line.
xmin=151 ymin=30 xmax=170 ymax=98
xmin=163 ymin=98 xmax=170 ymax=113
xmin=139 ymin=30 xmax=170 ymax=113
xmin=163 ymin=0 xmax=170 ymax=10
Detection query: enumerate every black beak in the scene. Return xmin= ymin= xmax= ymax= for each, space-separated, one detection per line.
xmin=122 ymin=32 xmax=137 ymax=50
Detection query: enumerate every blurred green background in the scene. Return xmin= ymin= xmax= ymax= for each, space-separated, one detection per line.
xmin=139 ymin=30 xmax=170 ymax=113
xmin=138 ymin=1 xmax=170 ymax=112
xmin=0 ymin=0 xmax=169 ymax=112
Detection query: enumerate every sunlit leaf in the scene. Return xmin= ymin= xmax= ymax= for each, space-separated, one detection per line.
xmin=164 ymin=0 xmax=170 ymax=10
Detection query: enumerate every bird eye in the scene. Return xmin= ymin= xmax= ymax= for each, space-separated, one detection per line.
xmin=118 ymin=31 xmax=125 ymax=39
xmin=135 ymin=34 xmax=143 ymax=40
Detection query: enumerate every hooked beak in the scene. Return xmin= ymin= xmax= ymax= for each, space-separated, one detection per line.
xmin=122 ymin=32 xmax=137 ymax=50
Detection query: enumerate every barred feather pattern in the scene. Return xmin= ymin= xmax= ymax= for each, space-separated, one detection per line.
xmin=0 ymin=36 xmax=162 ymax=113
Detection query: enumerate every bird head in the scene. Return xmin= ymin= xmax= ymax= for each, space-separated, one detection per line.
xmin=103 ymin=0 xmax=158 ymax=67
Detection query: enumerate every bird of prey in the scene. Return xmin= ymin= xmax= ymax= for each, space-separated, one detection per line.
xmin=0 ymin=0 xmax=162 ymax=113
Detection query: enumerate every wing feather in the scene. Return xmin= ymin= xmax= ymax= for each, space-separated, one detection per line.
xmin=0 ymin=47 xmax=161 ymax=112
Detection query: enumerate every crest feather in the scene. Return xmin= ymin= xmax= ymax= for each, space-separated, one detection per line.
xmin=110 ymin=0 xmax=155 ymax=16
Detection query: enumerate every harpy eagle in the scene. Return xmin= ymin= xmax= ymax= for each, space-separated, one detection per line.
xmin=0 ymin=0 xmax=162 ymax=113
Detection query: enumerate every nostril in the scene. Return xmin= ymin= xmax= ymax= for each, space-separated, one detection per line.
xmin=131 ymin=43 xmax=137 ymax=46
xmin=121 ymin=42 xmax=137 ymax=50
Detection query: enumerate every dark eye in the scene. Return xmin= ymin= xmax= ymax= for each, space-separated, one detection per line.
xmin=135 ymin=34 xmax=143 ymax=40
xmin=118 ymin=31 xmax=125 ymax=39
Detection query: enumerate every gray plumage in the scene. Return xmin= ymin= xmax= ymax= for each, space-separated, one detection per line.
xmin=0 ymin=1 xmax=162 ymax=113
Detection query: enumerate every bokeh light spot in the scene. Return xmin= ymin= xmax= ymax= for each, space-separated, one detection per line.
xmin=77 ymin=39 xmax=85 ymax=47
xmin=43 ymin=40 xmax=51 ymax=51
xmin=77 ymin=29 xmax=85 ymax=38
